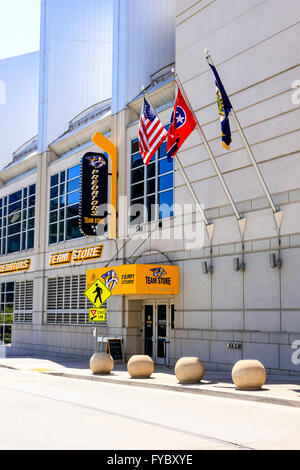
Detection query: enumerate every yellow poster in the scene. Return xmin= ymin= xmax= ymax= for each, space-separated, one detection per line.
xmin=86 ymin=265 xmax=179 ymax=296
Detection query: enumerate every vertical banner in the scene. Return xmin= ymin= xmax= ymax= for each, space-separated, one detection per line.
xmin=80 ymin=152 xmax=109 ymax=236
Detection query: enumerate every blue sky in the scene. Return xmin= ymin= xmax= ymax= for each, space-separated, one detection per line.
xmin=0 ymin=0 xmax=41 ymax=59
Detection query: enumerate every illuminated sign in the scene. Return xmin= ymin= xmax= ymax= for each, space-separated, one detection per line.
xmin=49 ymin=245 xmax=104 ymax=266
xmin=86 ymin=265 xmax=179 ymax=295
xmin=80 ymin=152 xmax=109 ymax=237
xmin=0 ymin=258 xmax=31 ymax=274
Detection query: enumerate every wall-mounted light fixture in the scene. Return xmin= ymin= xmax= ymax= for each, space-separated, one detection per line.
xmin=201 ymin=261 xmax=213 ymax=275
xmin=269 ymin=253 xmax=282 ymax=269
xmin=233 ymin=257 xmax=245 ymax=272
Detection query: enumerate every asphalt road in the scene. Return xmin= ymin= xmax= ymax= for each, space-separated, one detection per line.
xmin=0 ymin=367 xmax=299 ymax=450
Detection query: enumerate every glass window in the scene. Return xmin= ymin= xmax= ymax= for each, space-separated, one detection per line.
xmin=159 ymin=173 xmax=173 ymax=192
xmin=68 ymin=165 xmax=80 ymax=180
xmin=66 ymin=218 xmax=82 ymax=240
xmin=51 ymin=174 xmax=59 ymax=187
xmin=9 ymin=191 xmax=22 ymax=204
xmin=50 ymin=211 xmax=58 ymax=223
xmin=159 ymin=190 xmax=174 ymax=219
xmin=0 ymin=282 xmax=15 ymax=344
xmin=0 ymin=185 xmax=35 ymax=255
xmin=49 ymin=165 xmax=84 ymax=244
xmin=66 ymin=204 xmax=79 ymax=219
xmin=28 ymin=195 xmax=35 ymax=207
xmin=131 ymin=153 xmax=143 ymax=169
xmin=7 ymin=234 xmax=21 ymax=253
xmin=131 ymin=183 xmax=144 ymax=200
xmin=27 ymin=231 xmax=34 ymax=249
xmin=50 ymin=186 xmax=59 ymax=199
xmin=67 ymin=178 xmax=80 ymax=193
xmin=130 ymin=131 xmax=173 ymax=224
xmin=8 ymin=223 xmax=21 ymax=236
xmin=67 ymin=191 xmax=80 ymax=206
xmin=49 ymin=223 xmax=58 ymax=245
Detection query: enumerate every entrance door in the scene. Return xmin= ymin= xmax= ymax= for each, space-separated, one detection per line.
xmin=142 ymin=301 xmax=170 ymax=365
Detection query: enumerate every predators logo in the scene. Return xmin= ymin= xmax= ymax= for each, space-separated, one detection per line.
xmin=87 ymin=155 xmax=107 ymax=169
xmin=150 ymin=267 xmax=167 ymax=278
xmin=101 ymin=270 xmax=119 ymax=291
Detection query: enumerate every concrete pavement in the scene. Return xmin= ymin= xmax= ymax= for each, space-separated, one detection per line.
xmin=0 ymin=354 xmax=300 ymax=409
xmin=0 ymin=365 xmax=300 ymax=449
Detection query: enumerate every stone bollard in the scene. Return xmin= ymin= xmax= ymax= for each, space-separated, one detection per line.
xmin=175 ymin=357 xmax=205 ymax=384
xmin=127 ymin=355 xmax=154 ymax=378
xmin=232 ymin=359 xmax=266 ymax=390
xmin=90 ymin=352 xmax=114 ymax=375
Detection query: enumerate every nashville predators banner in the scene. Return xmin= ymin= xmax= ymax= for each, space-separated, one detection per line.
xmin=80 ymin=152 xmax=108 ymax=237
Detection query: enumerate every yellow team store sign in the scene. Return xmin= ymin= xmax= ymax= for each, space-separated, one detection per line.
xmin=49 ymin=245 xmax=103 ymax=266
xmin=86 ymin=264 xmax=179 ymax=296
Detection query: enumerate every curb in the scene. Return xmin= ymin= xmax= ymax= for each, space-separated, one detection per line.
xmin=1 ymin=362 xmax=300 ymax=409
xmin=45 ymin=369 xmax=300 ymax=409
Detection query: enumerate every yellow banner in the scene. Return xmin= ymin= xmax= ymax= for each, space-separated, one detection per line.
xmin=86 ymin=264 xmax=179 ymax=295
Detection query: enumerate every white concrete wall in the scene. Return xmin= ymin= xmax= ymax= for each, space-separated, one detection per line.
xmin=112 ymin=0 xmax=175 ymax=114
xmin=175 ymin=0 xmax=300 ymax=240
xmin=38 ymin=0 xmax=113 ymax=153
xmin=0 ymin=52 xmax=39 ymax=168
xmin=159 ymin=0 xmax=300 ymax=373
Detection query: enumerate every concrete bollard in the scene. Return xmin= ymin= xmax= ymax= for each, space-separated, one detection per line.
xmin=90 ymin=352 xmax=114 ymax=375
xmin=232 ymin=359 xmax=266 ymax=390
xmin=175 ymin=357 xmax=205 ymax=384
xmin=127 ymin=355 xmax=154 ymax=378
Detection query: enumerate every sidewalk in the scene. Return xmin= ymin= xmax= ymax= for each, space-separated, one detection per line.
xmin=0 ymin=354 xmax=300 ymax=408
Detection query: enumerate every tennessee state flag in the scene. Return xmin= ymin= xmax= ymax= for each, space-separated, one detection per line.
xmin=167 ymin=87 xmax=197 ymax=162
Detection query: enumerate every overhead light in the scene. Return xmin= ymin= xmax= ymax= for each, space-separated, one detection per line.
xmin=269 ymin=253 xmax=282 ymax=269
xmin=233 ymin=257 xmax=245 ymax=272
xmin=201 ymin=261 xmax=213 ymax=275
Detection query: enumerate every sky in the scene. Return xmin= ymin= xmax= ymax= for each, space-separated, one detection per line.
xmin=0 ymin=0 xmax=41 ymax=60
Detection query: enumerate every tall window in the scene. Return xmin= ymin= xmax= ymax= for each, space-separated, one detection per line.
xmin=49 ymin=164 xmax=83 ymax=244
xmin=0 ymin=282 xmax=14 ymax=344
xmin=130 ymin=137 xmax=174 ymax=224
xmin=0 ymin=185 xmax=35 ymax=255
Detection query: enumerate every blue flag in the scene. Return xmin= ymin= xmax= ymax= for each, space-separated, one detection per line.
xmin=209 ymin=64 xmax=232 ymax=150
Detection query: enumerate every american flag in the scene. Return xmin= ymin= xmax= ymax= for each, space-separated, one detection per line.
xmin=138 ymin=98 xmax=168 ymax=165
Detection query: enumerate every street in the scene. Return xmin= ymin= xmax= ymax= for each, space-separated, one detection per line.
xmin=0 ymin=367 xmax=299 ymax=450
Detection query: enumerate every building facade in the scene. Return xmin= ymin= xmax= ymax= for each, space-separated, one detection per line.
xmin=0 ymin=0 xmax=300 ymax=376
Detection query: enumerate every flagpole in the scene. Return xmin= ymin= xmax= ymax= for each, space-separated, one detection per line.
xmin=172 ymin=72 xmax=247 ymax=239
xmin=205 ymin=49 xmax=283 ymax=233
xmin=141 ymin=86 xmax=215 ymax=241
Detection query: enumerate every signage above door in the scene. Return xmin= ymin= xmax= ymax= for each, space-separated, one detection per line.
xmin=86 ymin=264 xmax=179 ymax=295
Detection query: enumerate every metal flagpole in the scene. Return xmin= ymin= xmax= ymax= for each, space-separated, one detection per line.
xmin=141 ymin=86 xmax=215 ymax=242
xmin=172 ymin=72 xmax=247 ymax=239
xmin=205 ymin=49 xmax=283 ymax=233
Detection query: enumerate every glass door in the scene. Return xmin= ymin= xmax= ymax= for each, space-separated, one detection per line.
xmin=144 ymin=304 xmax=154 ymax=357
xmin=143 ymin=301 xmax=170 ymax=365
xmin=156 ymin=304 xmax=167 ymax=365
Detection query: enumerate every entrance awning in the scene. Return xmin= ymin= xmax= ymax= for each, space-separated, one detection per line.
xmin=86 ymin=264 xmax=179 ymax=295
